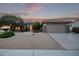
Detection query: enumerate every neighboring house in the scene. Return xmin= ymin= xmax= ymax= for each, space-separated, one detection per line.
xmin=43 ymin=19 xmax=72 ymax=33
xmin=71 ymin=19 xmax=79 ymax=27
xmin=0 ymin=26 xmax=10 ymax=29
xmin=0 ymin=26 xmax=10 ymax=32
xmin=69 ymin=19 xmax=79 ymax=32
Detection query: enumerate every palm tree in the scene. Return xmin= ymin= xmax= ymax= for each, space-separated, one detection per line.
xmin=15 ymin=17 xmax=24 ymax=31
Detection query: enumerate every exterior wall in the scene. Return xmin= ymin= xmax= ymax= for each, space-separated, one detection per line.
xmin=46 ymin=24 xmax=66 ymax=33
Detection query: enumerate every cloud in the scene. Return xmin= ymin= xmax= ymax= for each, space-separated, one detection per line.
xmin=0 ymin=3 xmax=42 ymax=18
xmin=73 ymin=12 xmax=79 ymax=17
xmin=26 ymin=3 xmax=41 ymax=14
xmin=0 ymin=12 xmax=28 ymax=16
xmin=12 ymin=3 xmax=42 ymax=16
xmin=74 ymin=12 xmax=79 ymax=16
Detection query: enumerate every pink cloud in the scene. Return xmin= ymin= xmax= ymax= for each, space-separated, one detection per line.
xmin=26 ymin=3 xmax=41 ymax=14
xmin=74 ymin=13 xmax=79 ymax=16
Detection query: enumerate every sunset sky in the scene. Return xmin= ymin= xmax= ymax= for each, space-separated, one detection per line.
xmin=0 ymin=3 xmax=79 ymax=19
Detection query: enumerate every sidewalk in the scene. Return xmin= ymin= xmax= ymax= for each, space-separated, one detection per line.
xmin=0 ymin=49 xmax=79 ymax=56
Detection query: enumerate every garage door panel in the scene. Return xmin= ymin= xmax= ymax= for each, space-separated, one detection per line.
xmin=46 ymin=24 xmax=65 ymax=33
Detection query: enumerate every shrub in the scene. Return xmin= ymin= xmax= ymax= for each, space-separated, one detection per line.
xmin=72 ymin=27 xmax=79 ymax=33
xmin=0 ymin=31 xmax=15 ymax=38
xmin=33 ymin=30 xmax=40 ymax=33
xmin=65 ymin=24 xmax=71 ymax=33
xmin=32 ymin=22 xmax=41 ymax=32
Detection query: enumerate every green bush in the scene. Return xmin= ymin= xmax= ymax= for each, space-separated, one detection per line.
xmin=32 ymin=22 xmax=41 ymax=33
xmin=33 ymin=30 xmax=40 ymax=33
xmin=32 ymin=22 xmax=41 ymax=30
xmin=0 ymin=31 xmax=15 ymax=38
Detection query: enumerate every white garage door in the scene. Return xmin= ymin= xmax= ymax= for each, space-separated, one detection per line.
xmin=46 ymin=24 xmax=66 ymax=33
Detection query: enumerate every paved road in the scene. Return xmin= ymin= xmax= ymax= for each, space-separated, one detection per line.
xmin=0 ymin=32 xmax=64 ymax=49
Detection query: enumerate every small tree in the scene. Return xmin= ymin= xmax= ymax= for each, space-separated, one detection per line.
xmin=32 ymin=22 xmax=41 ymax=32
xmin=65 ymin=24 xmax=71 ymax=33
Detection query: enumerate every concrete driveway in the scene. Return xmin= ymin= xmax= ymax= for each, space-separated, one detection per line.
xmin=0 ymin=32 xmax=64 ymax=49
xmin=49 ymin=33 xmax=79 ymax=50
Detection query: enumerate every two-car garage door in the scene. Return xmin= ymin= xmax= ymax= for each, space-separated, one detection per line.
xmin=46 ymin=24 xmax=66 ymax=33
